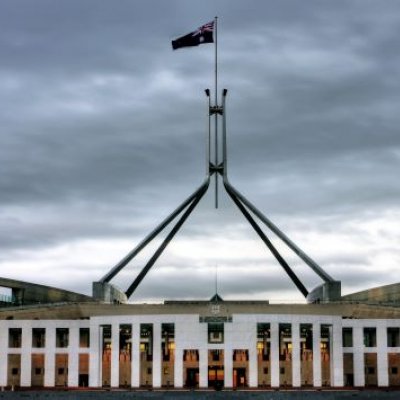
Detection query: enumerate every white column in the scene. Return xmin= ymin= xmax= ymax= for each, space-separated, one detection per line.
xmin=110 ymin=323 xmax=119 ymax=387
xmin=199 ymin=348 xmax=208 ymax=388
xmin=68 ymin=327 xmax=79 ymax=387
xmin=224 ymin=348 xmax=233 ymax=388
xmin=270 ymin=322 xmax=279 ymax=387
xmin=353 ymin=326 xmax=365 ymax=387
xmin=377 ymin=324 xmax=388 ymax=387
xmin=292 ymin=322 xmax=301 ymax=387
xmin=0 ymin=323 xmax=8 ymax=387
xmin=89 ymin=324 xmax=100 ymax=387
xmin=20 ymin=326 xmax=32 ymax=387
xmin=312 ymin=322 xmax=321 ymax=387
xmin=174 ymin=348 xmax=183 ymax=388
xmin=152 ymin=323 xmax=161 ymax=388
xmin=249 ymin=345 xmax=258 ymax=387
xmin=44 ymin=327 xmax=55 ymax=387
xmin=331 ymin=323 xmax=344 ymax=387
xmin=131 ymin=323 xmax=140 ymax=388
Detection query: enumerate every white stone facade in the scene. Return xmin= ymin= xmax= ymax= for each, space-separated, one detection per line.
xmin=0 ymin=313 xmax=399 ymax=388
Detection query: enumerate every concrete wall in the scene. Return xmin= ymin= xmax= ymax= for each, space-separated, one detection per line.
xmin=342 ymin=282 xmax=400 ymax=304
xmin=0 ymin=277 xmax=93 ymax=306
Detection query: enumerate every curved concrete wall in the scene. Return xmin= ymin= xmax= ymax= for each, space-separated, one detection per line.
xmin=0 ymin=277 xmax=94 ymax=305
xmin=342 ymin=282 xmax=400 ymax=304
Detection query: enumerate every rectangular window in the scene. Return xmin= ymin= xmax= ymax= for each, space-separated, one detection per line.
xmin=35 ymin=368 xmax=42 ymax=375
xmin=364 ymin=327 xmax=376 ymax=347
xmin=391 ymin=367 xmax=398 ymax=375
xmin=208 ymin=323 xmax=224 ymax=344
xmin=32 ymin=328 xmax=46 ymax=348
xmin=140 ymin=324 xmax=153 ymax=362
xmin=56 ymin=328 xmax=69 ymax=348
xmin=342 ymin=327 xmax=353 ymax=347
xmin=233 ymin=349 xmax=248 ymax=362
xmin=300 ymin=324 xmax=313 ymax=350
xmin=263 ymin=367 xmax=268 ymax=374
xmin=12 ymin=368 xmax=18 ymax=376
xmin=279 ymin=324 xmax=292 ymax=361
xmin=162 ymin=323 xmax=175 ymax=362
xmin=79 ymin=328 xmax=90 ymax=348
xmin=211 ymin=350 xmax=221 ymax=362
xmin=183 ymin=350 xmax=199 ymax=362
xmin=387 ymin=327 xmax=400 ymax=347
xmin=9 ymin=328 xmax=22 ymax=348
xmin=280 ymin=367 xmax=285 ymax=374
xmin=257 ymin=323 xmax=271 ymax=361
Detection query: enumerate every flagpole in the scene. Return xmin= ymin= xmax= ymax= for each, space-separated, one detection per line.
xmin=215 ymin=15 xmax=218 ymax=108
xmin=214 ymin=16 xmax=218 ymax=209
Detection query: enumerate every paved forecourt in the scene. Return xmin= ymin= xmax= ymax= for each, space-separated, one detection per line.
xmin=0 ymin=390 xmax=400 ymax=400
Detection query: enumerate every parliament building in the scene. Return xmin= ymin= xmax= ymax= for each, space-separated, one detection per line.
xmin=1 ymin=278 xmax=400 ymax=390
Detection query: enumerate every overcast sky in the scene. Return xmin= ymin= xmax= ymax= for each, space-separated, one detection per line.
xmin=1 ymin=0 xmax=400 ymax=303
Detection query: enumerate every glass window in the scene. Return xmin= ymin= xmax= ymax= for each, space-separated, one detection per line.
xmin=9 ymin=328 xmax=22 ymax=348
xmin=279 ymin=324 xmax=292 ymax=361
xmin=162 ymin=323 xmax=175 ymax=362
xmin=32 ymin=328 xmax=46 ymax=348
xmin=140 ymin=324 xmax=153 ymax=362
xmin=56 ymin=328 xmax=69 ymax=348
xmin=387 ymin=327 xmax=400 ymax=347
xmin=208 ymin=323 xmax=224 ymax=344
xmin=363 ymin=327 xmax=376 ymax=347
xmin=342 ymin=327 xmax=353 ymax=347
xmin=79 ymin=328 xmax=90 ymax=348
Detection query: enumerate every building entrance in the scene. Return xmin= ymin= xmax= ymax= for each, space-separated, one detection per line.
xmin=208 ymin=349 xmax=224 ymax=388
xmin=79 ymin=373 xmax=89 ymax=387
xmin=233 ymin=349 xmax=248 ymax=388
xmin=233 ymin=367 xmax=246 ymax=388
xmin=186 ymin=368 xmax=199 ymax=387
xmin=183 ymin=350 xmax=199 ymax=388
xmin=208 ymin=366 xmax=224 ymax=389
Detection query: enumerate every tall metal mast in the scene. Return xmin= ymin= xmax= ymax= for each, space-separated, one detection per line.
xmin=96 ymin=19 xmax=339 ymax=301
xmin=98 ymin=87 xmax=337 ymax=300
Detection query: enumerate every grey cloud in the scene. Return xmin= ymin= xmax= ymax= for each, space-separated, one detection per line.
xmin=1 ymin=0 xmax=399 ymax=301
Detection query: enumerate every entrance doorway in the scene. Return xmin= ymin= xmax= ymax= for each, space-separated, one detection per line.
xmin=208 ymin=366 xmax=224 ymax=389
xmin=79 ymin=354 xmax=89 ymax=387
xmin=183 ymin=350 xmax=199 ymax=388
xmin=233 ymin=349 xmax=248 ymax=388
xmin=233 ymin=368 xmax=247 ymax=388
xmin=79 ymin=374 xmax=89 ymax=387
xmin=186 ymin=368 xmax=199 ymax=387
xmin=208 ymin=350 xmax=224 ymax=389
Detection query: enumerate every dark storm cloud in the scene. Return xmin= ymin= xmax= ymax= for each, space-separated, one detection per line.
xmin=1 ymin=0 xmax=399 ymax=301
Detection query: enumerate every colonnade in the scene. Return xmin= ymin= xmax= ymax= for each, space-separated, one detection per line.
xmin=1 ymin=315 xmax=399 ymax=388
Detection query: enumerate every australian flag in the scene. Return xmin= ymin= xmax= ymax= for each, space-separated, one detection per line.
xmin=172 ymin=21 xmax=214 ymax=50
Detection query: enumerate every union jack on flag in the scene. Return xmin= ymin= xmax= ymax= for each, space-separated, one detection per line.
xmin=192 ymin=21 xmax=214 ymax=37
xmin=172 ymin=20 xmax=214 ymax=50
